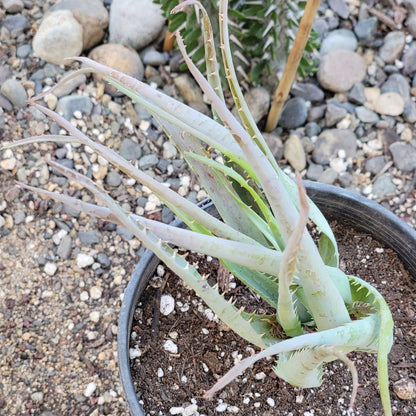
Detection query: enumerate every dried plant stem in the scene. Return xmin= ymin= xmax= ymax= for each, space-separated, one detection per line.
xmin=265 ymin=0 xmax=321 ymax=132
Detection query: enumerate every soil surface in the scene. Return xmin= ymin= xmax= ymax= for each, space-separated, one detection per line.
xmin=130 ymin=221 xmax=416 ymax=415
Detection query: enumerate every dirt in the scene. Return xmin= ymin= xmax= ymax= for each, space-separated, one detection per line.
xmin=130 ymin=222 xmax=416 ymax=415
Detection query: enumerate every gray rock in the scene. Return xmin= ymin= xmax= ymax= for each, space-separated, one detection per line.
xmin=0 ymin=66 xmax=12 ymax=84
xmin=57 ymin=235 xmax=72 ymax=260
xmin=318 ymin=168 xmax=338 ymax=184
xmin=403 ymin=100 xmax=416 ymax=123
xmin=308 ymin=104 xmax=326 ymax=122
xmin=0 ymin=95 xmax=13 ymax=112
xmin=313 ymin=18 xmax=329 ymax=39
xmin=3 ymin=0 xmax=24 ymax=14
xmin=16 ymin=44 xmax=31 ymax=58
xmin=372 ymin=174 xmax=396 ymax=197
xmin=106 ymin=171 xmax=122 ymax=187
xmin=162 ymin=141 xmax=178 ymax=159
xmin=405 ymin=0 xmax=416 ymax=37
xmin=162 ymin=206 xmax=174 ymax=224
xmin=320 ymin=29 xmax=357 ymax=55
xmin=325 ymin=103 xmax=347 ymax=127
xmin=78 ymin=231 xmax=100 ymax=245
xmin=56 ymin=95 xmax=93 ymax=120
xmin=365 ymin=156 xmax=386 ymax=174
xmin=355 ymin=106 xmax=379 ymax=123
xmin=348 ymin=83 xmax=366 ymax=104
xmin=318 ymin=50 xmax=366 ymax=93
xmin=380 ymin=73 xmax=410 ymax=100
xmin=312 ymin=129 xmax=357 ymax=165
xmin=0 ymin=79 xmax=27 ymax=108
xmin=116 ymin=226 xmax=134 ymax=240
xmin=141 ymin=46 xmax=169 ymax=66
xmin=33 ymin=10 xmax=83 ymax=65
xmin=49 ymin=0 xmax=109 ymax=51
xmin=306 ymin=162 xmax=324 ymax=181
xmin=109 ymin=0 xmax=165 ymax=50
xmin=139 ymin=154 xmax=159 ymax=170
xmin=13 ymin=211 xmax=25 ymax=225
xmin=119 ymin=138 xmax=142 ymax=161
xmin=354 ymin=17 xmax=378 ymax=45
xmin=403 ymin=42 xmax=416 ymax=75
xmin=97 ymin=252 xmax=111 ymax=268
xmin=291 ymin=82 xmax=324 ymax=102
xmin=328 ymin=0 xmax=350 ymax=19
xmin=2 ymin=14 xmax=28 ymax=38
xmin=379 ymin=31 xmax=406 ymax=64
xmin=279 ymin=97 xmax=308 ymax=129
xmin=305 ymin=122 xmax=321 ymax=137
xmin=134 ymin=103 xmax=152 ymax=121
xmin=389 ymin=142 xmax=416 ymax=171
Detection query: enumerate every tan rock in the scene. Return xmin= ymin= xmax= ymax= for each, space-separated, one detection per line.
xmin=88 ymin=44 xmax=144 ymax=97
xmin=375 ymin=92 xmax=404 ymax=116
xmin=284 ymin=134 xmax=306 ymax=171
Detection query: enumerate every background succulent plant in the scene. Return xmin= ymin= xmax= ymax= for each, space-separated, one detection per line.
xmin=157 ymin=0 xmax=319 ymax=88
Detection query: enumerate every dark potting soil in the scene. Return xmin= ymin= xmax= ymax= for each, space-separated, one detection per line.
xmin=129 ymin=221 xmax=416 ymax=415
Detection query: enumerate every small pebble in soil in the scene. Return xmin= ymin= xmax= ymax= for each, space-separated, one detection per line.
xmin=160 ymin=294 xmax=175 ymax=315
xmin=163 ymin=339 xmax=178 ymax=354
xmin=84 ymin=382 xmax=97 ymax=397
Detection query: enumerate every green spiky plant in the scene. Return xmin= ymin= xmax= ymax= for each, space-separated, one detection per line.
xmin=3 ymin=0 xmax=393 ymax=414
xmin=158 ymin=0 xmax=319 ymax=86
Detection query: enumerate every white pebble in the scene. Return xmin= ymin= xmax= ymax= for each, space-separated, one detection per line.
xmin=52 ymin=229 xmax=67 ymax=245
xmin=157 ymin=368 xmax=164 ymax=378
xmin=156 ymin=264 xmax=165 ymax=276
xmin=80 ymin=291 xmax=89 ymax=301
xmin=255 ymin=372 xmax=266 ymax=380
xmin=169 ymin=406 xmax=184 ymax=415
xmin=44 ymin=262 xmax=57 ymax=276
xmin=267 ymin=397 xmax=275 ymax=407
xmin=90 ymin=286 xmax=103 ymax=300
xmin=183 ymin=404 xmax=198 ymax=416
xmin=160 ymin=294 xmax=175 ymax=316
xmin=181 ymin=375 xmax=187 ymax=383
xmin=76 ymin=253 xmax=94 ymax=268
xmin=89 ymin=311 xmax=100 ymax=323
xmin=84 ymin=382 xmax=97 ymax=397
xmin=215 ymin=402 xmax=228 ymax=412
xmin=129 ymin=347 xmax=142 ymax=359
xmin=163 ymin=340 xmax=178 ymax=354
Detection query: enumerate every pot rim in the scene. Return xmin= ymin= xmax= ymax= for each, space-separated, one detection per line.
xmin=117 ymin=181 xmax=416 ymax=415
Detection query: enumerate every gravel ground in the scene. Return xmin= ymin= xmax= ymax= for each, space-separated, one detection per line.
xmin=1 ymin=0 xmax=416 ymax=415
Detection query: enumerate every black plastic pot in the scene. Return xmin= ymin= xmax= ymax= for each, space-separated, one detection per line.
xmin=118 ymin=182 xmax=416 ymax=415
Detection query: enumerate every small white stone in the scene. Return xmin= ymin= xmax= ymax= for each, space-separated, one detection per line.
xmin=227 ymin=406 xmax=240 ymax=413
xmin=215 ymin=403 xmax=228 ymax=412
xmin=169 ymin=406 xmax=184 ymax=415
xmin=255 ymin=372 xmax=266 ymax=380
xmin=183 ymin=403 xmax=198 ymax=415
xmin=160 ymin=294 xmax=175 ymax=316
xmin=44 ymin=262 xmax=57 ymax=276
xmin=296 ymin=394 xmax=304 ymax=404
xmin=163 ymin=340 xmax=178 ymax=354
xmin=90 ymin=286 xmax=103 ymax=300
xmin=243 ymin=397 xmax=250 ymax=404
xmin=89 ymin=311 xmax=100 ymax=323
xmin=181 ymin=375 xmax=187 ymax=383
xmin=80 ymin=291 xmax=89 ymax=301
xmin=30 ymin=392 xmax=44 ymax=403
xmin=267 ymin=397 xmax=275 ymax=407
xmin=52 ymin=229 xmax=67 ymax=245
xmin=76 ymin=253 xmax=94 ymax=268
xmin=156 ymin=264 xmax=165 ymax=276
xmin=0 ymin=156 xmax=17 ymax=171
xmin=129 ymin=347 xmax=142 ymax=359
xmin=157 ymin=368 xmax=164 ymax=378
xmin=84 ymin=382 xmax=97 ymax=397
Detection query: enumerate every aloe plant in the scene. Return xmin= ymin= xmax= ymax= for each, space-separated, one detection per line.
xmin=3 ymin=0 xmax=393 ymax=414
xmin=158 ymin=0 xmax=319 ymax=86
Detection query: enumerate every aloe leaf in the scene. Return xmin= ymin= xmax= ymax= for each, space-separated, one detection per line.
xmin=186 ymin=151 xmax=283 ymax=249
xmin=154 ymin=117 xmax=268 ymax=244
xmin=20 ymin=104 xmax=258 ymax=246
xmin=42 ymin=161 xmax=271 ymax=348
xmin=205 ymin=313 xmax=380 ymax=397
xmin=349 ymin=276 xmax=393 ymax=416
xmin=277 ymin=176 xmax=307 ymax=337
